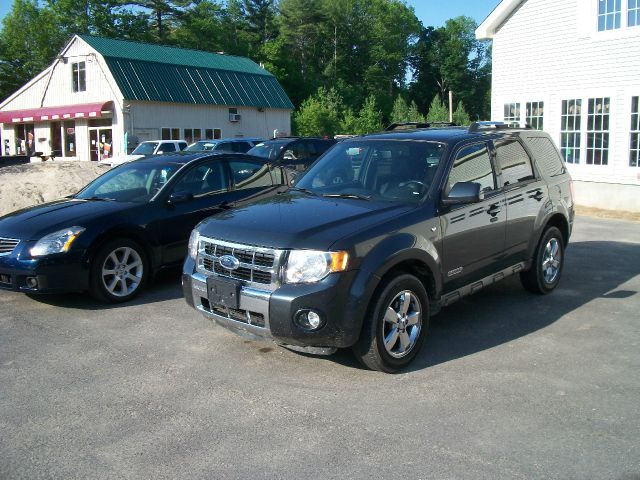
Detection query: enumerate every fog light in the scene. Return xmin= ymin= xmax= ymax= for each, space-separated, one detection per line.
xmin=294 ymin=309 xmax=325 ymax=331
xmin=26 ymin=277 xmax=38 ymax=289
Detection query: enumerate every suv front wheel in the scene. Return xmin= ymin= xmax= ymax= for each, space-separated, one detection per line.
xmin=353 ymin=273 xmax=429 ymax=372
xmin=520 ymin=226 xmax=565 ymax=294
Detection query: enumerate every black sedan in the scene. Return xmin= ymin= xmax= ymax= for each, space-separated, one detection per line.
xmin=0 ymin=153 xmax=286 ymax=302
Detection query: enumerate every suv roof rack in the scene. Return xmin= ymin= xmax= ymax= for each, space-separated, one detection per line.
xmin=468 ymin=121 xmax=533 ymax=133
xmin=385 ymin=121 xmax=458 ymax=131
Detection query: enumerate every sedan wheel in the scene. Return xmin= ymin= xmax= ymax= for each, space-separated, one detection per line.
xmin=90 ymin=239 xmax=148 ymax=303
xmin=101 ymin=246 xmax=144 ymax=297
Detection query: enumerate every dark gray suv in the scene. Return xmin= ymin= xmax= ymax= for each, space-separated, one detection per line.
xmin=182 ymin=122 xmax=574 ymax=372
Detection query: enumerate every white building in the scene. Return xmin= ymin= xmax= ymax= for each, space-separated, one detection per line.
xmin=477 ymin=0 xmax=640 ymax=211
xmin=0 ymin=35 xmax=293 ymax=162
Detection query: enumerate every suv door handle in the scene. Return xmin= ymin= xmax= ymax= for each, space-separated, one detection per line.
xmin=530 ymin=189 xmax=544 ymax=201
xmin=487 ymin=204 xmax=501 ymax=216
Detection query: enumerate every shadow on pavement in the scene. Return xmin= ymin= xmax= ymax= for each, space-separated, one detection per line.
xmin=327 ymin=240 xmax=640 ymax=372
xmin=24 ymin=268 xmax=184 ymax=310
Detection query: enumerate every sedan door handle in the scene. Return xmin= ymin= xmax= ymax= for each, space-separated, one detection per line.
xmin=487 ymin=204 xmax=501 ymax=216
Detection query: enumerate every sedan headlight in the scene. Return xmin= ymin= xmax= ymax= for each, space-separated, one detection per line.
xmin=188 ymin=230 xmax=200 ymax=260
xmin=284 ymin=250 xmax=349 ymax=284
xmin=30 ymin=227 xmax=85 ymax=257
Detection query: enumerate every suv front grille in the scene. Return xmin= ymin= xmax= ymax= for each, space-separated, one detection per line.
xmin=197 ymin=237 xmax=282 ymax=289
xmin=0 ymin=237 xmax=19 ymax=256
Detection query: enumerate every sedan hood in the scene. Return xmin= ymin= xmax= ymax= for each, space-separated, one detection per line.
xmin=196 ymin=192 xmax=414 ymax=250
xmin=0 ymin=199 xmax=132 ymax=240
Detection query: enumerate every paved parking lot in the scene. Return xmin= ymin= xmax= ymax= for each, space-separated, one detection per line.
xmin=1 ymin=215 xmax=639 ymax=479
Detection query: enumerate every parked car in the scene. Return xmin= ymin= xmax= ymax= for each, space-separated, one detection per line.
xmin=185 ymin=138 xmax=262 ymax=153
xmin=247 ymin=137 xmax=336 ymax=175
xmin=101 ymin=140 xmax=188 ymax=166
xmin=182 ymin=122 xmax=574 ymax=372
xmin=0 ymin=153 xmax=286 ymax=303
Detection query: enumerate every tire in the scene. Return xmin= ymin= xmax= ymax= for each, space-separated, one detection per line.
xmin=353 ymin=273 xmax=429 ymax=373
xmin=89 ymin=238 xmax=148 ymax=303
xmin=520 ymin=226 xmax=565 ymax=294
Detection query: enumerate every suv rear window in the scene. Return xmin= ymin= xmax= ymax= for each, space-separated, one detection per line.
xmin=523 ymin=136 xmax=566 ymax=177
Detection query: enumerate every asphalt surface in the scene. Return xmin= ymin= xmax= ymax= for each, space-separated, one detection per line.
xmin=1 ymin=216 xmax=639 ymax=479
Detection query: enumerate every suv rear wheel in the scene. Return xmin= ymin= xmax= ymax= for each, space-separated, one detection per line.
xmin=353 ymin=273 xmax=429 ymax=372
xmin=520 ymin=226 xmax=565 ymax=294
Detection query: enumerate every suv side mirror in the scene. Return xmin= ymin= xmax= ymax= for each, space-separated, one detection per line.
xmin=167 ymin=191 xmax=194 ymax=205
xmin=441 ymin=181 xmax=483 ymax=206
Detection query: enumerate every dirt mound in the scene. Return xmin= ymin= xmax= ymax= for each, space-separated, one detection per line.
xmin=0 ymin=161 xmax=108 ymax=217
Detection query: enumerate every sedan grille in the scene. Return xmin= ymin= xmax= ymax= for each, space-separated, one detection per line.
xmin=0 ymin=237 xmax=19 ymax=256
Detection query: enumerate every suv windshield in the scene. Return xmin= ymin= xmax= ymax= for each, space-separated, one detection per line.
xmin=295 ymin=140 xmax=445 ymax=203
xmin=76 ymin=162 xmax=182 ymax=202
xmin=131 ymin=142 xmax=159 ymax=155
xmin=247 ymin=140 xmax=290 ymax=160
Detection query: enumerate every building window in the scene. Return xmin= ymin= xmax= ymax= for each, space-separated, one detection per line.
xmin=526 ymin=101 xmax=544 ymax=130
xmin=504 ymin=103 xmax=520 ymax=124
xmin=630 ymin=0 xmax=640 ymax=26
xmin=586 ymin=97 xmax=610 ymax=165
xmin=161 ymin=128 xmax=181 ymax=140
xmin=193 ymin=129 xmax=202 ymax=142
xmin=631 ymin=96 xmax=640 ymax=167
xmin=72 ymin=62 xmax=86 ymax=92
xmin=560 ymin=99 xmax=582 ymax=164
xmin=205 ymin=128 xmax=222 ymax=140
xmin=598 ymin=0 xmax=622 ymax=30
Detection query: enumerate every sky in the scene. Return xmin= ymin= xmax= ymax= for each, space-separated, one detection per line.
xmin=0 ymin=0 xmax=502 ymax=29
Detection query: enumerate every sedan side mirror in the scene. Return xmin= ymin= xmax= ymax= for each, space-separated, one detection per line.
xmin=441 ymin=181 xmax=483 ymax=206
xmin=167 ymin=191 xmax=194 ymax=205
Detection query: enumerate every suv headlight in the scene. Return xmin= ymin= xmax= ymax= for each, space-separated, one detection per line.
xmin=30 ymin=227 xmax=85 ymax=257
xmin=188 ymin=230 xmax=200 ymax=260
xmin=284 ymin=250 xmax=349 ymax=284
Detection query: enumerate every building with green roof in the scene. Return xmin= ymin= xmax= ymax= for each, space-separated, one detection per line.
xmin=0 ymin=35 xmax=293 ymax=161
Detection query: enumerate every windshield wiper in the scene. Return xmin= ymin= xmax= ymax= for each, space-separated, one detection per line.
xmin=290 ymin=187 xmax=318 ymax=196
xmin=322 ymin=193 xmax=371 ymax=201
xmin=80 ymin=196 xmax=115 ymax=201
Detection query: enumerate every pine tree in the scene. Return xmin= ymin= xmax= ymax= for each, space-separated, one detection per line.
xmin=426 ymin=95 xmax=449 ymax=123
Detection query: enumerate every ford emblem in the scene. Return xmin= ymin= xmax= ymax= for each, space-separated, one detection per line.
xmin=219 ymin=254 xmax=240 ymax=270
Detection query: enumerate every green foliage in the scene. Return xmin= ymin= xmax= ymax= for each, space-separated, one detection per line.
xmin=409 ymin=16 xmax=491 ymax=120
xmin=0 ymin=0 xmax=64 ymax=102
xmin=452 ymin=101 xmax=471 ymax=126
xmin=353 ymin=95 xmax=383 ymax=134
xmin=0 ymin=0 xmax=492 ymax=127
xmin=391 ymin=96 xmax=425 ymax=123
xmin=294 ymin=87 xmax=343 ymax=137
xmin=426 ymin=95 xmax=449 ymax=123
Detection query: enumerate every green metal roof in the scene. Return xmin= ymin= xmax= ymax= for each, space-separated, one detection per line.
xmin=79 ymin=35 xmax=293 ymax=109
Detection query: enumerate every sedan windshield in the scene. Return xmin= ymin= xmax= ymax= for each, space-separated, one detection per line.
xmin=295 ymin=140 xmax=446 ymax=203
xmin=76 ymin=162 xmax=182 ymax=202
xmin=131 ymin=142 xmax=159 ymax=155
xmin=247 ymin=140 xmax=289 ymax=160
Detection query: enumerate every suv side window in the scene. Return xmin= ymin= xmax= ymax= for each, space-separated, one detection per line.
xmin=160 ymin=142 xmax=176 ymax=153
xmin=231 ymin=141 xmax=251 ymax=153
xmin=448 ymin=143 xmax=496 ymax=193
xmin=494 ymin=139 xmax=535 ymax=186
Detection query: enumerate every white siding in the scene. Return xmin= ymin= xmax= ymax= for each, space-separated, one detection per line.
xmin=128 ymin=102 xmax=291 ymax=142
xmin=490 ymin=0 xmax=640 ymax=190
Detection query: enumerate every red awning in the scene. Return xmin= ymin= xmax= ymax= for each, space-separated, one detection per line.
xmin=0 ymin=101 xmax=113 ymax=124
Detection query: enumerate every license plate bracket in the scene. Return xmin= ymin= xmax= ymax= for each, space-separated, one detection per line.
xmin=207 ymin=277 xmax=240 ymax=309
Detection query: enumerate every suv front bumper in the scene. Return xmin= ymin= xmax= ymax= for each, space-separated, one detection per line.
xmin=182 ymin=268 xmax=363 ymax=350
